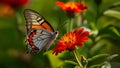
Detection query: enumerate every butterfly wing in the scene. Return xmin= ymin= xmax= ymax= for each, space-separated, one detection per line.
xmin=32 ymin=29 xmax=57 ymax=51
xmin=24 ymin=9 xmax=58 ymax=53
xmin=24 ymin=9 xmax=55 ymax=33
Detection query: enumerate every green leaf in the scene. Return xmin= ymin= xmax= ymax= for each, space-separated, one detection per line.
xmin=104 ymin=10 xmax=120 ymax=19
xmin=101 ymin=62 xmax=111 ymax=68
xmin=43 ymin=50 xmax=52 ymax=55
xmin=90 ymin=41 xmax=108 ymax=55
xmin=107 ymin=54 xmax=118 ymax=61
xmin=64 ymin=60 xmax=78 ymax=65
xmin=89 ymin=64 xmax=101 ymax=68
xmin=88 ymin=54 xmax=118 ymax=67
xmin=88 ymin=54 xmax=109 ymax=66
xmin=74 ymin=66 xmax=81 ymax=68
xmin=109 ymin=27 xmax=120 ymax=37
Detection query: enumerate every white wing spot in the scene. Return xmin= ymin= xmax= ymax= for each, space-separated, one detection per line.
xmin=32 ymin=23 xmax=40 ymax=25
xmin=38 ymin=19 xmax=44 ymax=24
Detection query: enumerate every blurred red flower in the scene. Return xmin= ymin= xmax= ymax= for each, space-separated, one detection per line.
xmin=53 ymin=27 xmax=89 ymax=55
xmin=0 ymin=0 xmax=29 ymax=17
xmin=0 ymin=0 xmax=29 ymax=8
xmin=0 ymin=5 xmax=15 ymax=17
xmin=56 ymin=1 xmax=87 ymax=13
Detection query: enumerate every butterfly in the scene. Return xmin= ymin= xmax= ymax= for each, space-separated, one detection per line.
xmin=24 ymin=9 xmax=58 ymax=53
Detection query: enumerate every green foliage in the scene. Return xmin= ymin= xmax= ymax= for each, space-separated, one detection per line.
xmin=0 ymin=0 xmax=120 ymax=68
xmin=88 ymin=54 xmax=118 ymax=67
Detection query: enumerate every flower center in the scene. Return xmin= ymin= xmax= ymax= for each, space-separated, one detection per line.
xmin=61 ymin=32 xmax=76 ymax=47
xmin=65 ymin=2 xmax=77 ymax=9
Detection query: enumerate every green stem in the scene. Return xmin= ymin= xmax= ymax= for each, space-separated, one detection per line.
xmin=81 ymin=12 xmax=84 ymax=24
xmin=73 ymin=48 xmax=83 ymax=68
xmin=69 ymin=18 xmax=73 ymax=31
xmin=77 ymin=14 xmax=81 ymax=27
xmin=68 ymin=15 xmax=83 ymax=68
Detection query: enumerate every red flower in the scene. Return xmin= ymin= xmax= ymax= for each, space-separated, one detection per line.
xmin=53 ymin=27 xmax=89 ymax=55
xmin=0 ymin=0 xmax=29 ymax=17
xmin=73 ymin=27 xmax=89 ymax=46
xmin=56 ymin=1 xmax=87 ymax=13
xmin=0 ymin=5 xmax=15 ymax=17
xmin=0 ymin=0 xmax=29 ymax=8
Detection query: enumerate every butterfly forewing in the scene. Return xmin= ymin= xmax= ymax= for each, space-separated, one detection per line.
xmin=24 ymin=9 xmax=58 ymax=53
xmin=24 ymin=9 xmax=54 ymax=32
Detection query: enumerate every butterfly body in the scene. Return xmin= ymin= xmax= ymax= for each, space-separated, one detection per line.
xmin=24 ymin=9 xmax=58 ymax=53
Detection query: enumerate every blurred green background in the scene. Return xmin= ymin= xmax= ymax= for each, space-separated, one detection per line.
xmin=0 ymin=0 xmax=120 ymax=68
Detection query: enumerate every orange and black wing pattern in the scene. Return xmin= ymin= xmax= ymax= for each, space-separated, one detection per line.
xmin=24 ymin=9 xmax=55 ymax=33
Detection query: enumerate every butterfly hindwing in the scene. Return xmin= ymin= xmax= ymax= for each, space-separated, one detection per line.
xmin=32 ymin=29 xmax=53 ymax=50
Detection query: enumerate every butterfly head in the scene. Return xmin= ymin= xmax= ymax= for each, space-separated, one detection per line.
xmin=54 ymin=31 xmax=59 ymax=38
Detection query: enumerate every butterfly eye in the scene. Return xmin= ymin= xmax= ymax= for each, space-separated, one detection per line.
xmin=55 ymin=31 xmax=58 ymax=34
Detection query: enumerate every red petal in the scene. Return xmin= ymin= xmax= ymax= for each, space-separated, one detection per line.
xmin=52 ymin=41 xmax=67 ymax=55
xmin=79 ymin=27 xmax=84 ymax=34
xmin=56 ymin=1 xmax=66 ymax=10
xmin=80 ymin=31 xmax=89 ymax=37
